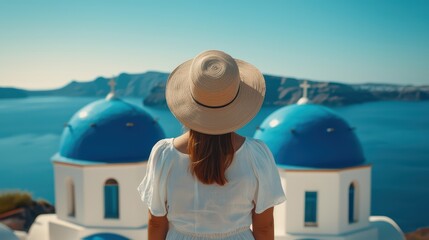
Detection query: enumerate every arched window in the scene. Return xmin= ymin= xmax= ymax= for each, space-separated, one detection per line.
xmin=104 ymin=178 xmax=119 ymax=219
xmin=304 ymin=191 xmax=318 ymax=226
xmin=348 ymin=182 xmax=358 ymax=223
xmin=67 ymin=178 xmax=75 ymax=217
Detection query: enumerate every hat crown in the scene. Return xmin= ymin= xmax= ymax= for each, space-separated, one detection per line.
xmin=189 ymin=50 xmax=240 ymax=107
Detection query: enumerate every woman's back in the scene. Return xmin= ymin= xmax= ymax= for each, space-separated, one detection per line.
xmin=138 ymin=137 xmax=285 ymax=239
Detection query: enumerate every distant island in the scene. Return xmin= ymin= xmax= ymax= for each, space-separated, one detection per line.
xmin=1 ymin=71 xmax=428 ymax=107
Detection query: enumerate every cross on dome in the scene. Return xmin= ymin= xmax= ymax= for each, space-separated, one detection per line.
xmin=300 ymin=80 xmax=310 ymax=98
xmin=297 ymin=80 xmax=311 ymax=105
xmin=109 ymin=78 xmax=116 ymax=93
xmin=106 ymin=77 xmax=117 ymax=100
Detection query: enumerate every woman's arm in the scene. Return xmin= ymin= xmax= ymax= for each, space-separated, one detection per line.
xmin=252 ymin=207 xmax=275 ymax=240
xmin=148 ymin=211 xmax=169 ymax=240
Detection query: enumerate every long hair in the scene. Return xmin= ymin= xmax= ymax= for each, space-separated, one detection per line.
xmin=187 ymin=129 xmax=235 ymax=185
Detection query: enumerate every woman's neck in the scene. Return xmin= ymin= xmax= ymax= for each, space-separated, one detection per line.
xmin=173 ymin=131 xmax=245 ymax=154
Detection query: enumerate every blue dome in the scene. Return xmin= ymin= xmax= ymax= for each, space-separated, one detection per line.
xmin=82 ymin=233 xmax=129 ymax=240
xmin=254 ymin=104 xmax=365 ymax=169
xmin=59 ymin=97 xmax=165 ymax=164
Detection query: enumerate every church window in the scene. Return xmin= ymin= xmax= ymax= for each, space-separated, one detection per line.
xmin=104 ymin=178 xmax=119 ymax=219
xmin=349 ymin=182 xmax=358 ymax=223
xmin=304 ymin=191 xmax=318 ymax=226
xmin=67 ymin=179 xmax=75 ymax=217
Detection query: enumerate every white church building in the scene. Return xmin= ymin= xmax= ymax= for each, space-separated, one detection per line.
xmin=25 ymin=80 xmax=166 ymax=240
xmin=254 ymin=81 xmax=405 ymax=240
xmin=3 ymin=80 xmax=405 ymax=240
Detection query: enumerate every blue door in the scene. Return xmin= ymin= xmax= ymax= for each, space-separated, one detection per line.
xmin=304 ymin=191 xmax=317 ymax=226
xmin=104 ymin=179 xmax=119 ymax=219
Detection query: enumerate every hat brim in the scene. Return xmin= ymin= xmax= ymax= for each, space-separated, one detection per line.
xmin=166 ymin=58 xmax=266 ymax=135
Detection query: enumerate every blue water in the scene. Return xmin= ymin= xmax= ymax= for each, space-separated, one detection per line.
xmin=0 ymin=97 xmax=428 ymax=232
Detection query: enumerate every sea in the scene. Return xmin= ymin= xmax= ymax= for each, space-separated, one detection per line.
xmin=0 ymin=96 xmax=428 ymax=233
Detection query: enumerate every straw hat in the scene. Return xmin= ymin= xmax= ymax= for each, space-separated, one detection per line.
xmin=166 ymin=50 xmax=266 ymax=135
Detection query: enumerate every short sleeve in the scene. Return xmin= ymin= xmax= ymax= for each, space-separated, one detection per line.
xmin=251 ymin=139 xmax=286 ymax=214
xmin=137 ymin=139 xmax=171 ymax=216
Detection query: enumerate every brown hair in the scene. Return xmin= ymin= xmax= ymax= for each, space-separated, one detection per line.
xmin=187 ymin=129 xmax=235 ymax=185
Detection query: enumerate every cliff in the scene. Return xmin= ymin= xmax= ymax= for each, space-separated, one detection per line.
xmin=0 ymin=192 xmax=55 ymax=232
xmin=1 ymin=71 xmax=428 ymax=107
xmin=26 ymin=71 xmax=169 ymax=98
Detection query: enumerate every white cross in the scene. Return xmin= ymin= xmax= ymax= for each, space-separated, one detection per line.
xmin=108 ymin=78 xmax=116 ymax=94
xmin=300 ymin=80 xmax=310 ymax=99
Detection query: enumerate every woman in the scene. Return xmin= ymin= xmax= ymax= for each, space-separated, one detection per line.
xmin=138 ymin=50 xmax=286 ymax=240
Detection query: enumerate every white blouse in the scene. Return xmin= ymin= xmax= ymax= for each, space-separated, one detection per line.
xmin=137 ymin=137 xmax=286 ymax=237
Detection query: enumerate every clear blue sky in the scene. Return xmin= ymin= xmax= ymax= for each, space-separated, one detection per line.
xmin=0 ymin=0 xmax=428 ymax=89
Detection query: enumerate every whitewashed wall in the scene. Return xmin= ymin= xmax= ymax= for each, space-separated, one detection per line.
xmin=54 ymin=164 xmax=84 ymax=225
xmin=53 ymin=161 xmax=148 ymax=228
xmin=338 ymin=166 xmax=371 ymax=234
xmin=278 ymin=165 xmax=371 ymax=236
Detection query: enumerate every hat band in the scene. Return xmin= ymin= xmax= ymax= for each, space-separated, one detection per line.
xmin=191 ymin=87 xmax=240 ymax=109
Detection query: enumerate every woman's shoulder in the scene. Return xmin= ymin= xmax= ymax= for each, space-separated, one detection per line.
xmin=152 ymin=138 xmax=174 ymax=150
xmin=242 ymin=137 xmax=271 ymax=154
xmin=242 ymin=137 xmax=276 ymax=167
xmin=148 ymin=138 xmax=176 ymax=161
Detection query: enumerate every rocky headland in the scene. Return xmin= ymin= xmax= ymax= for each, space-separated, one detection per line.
xmin=0 ymin=71 xmax=428 ymax=107
xmin=0 ymin=192 xmax=55 ymax=232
